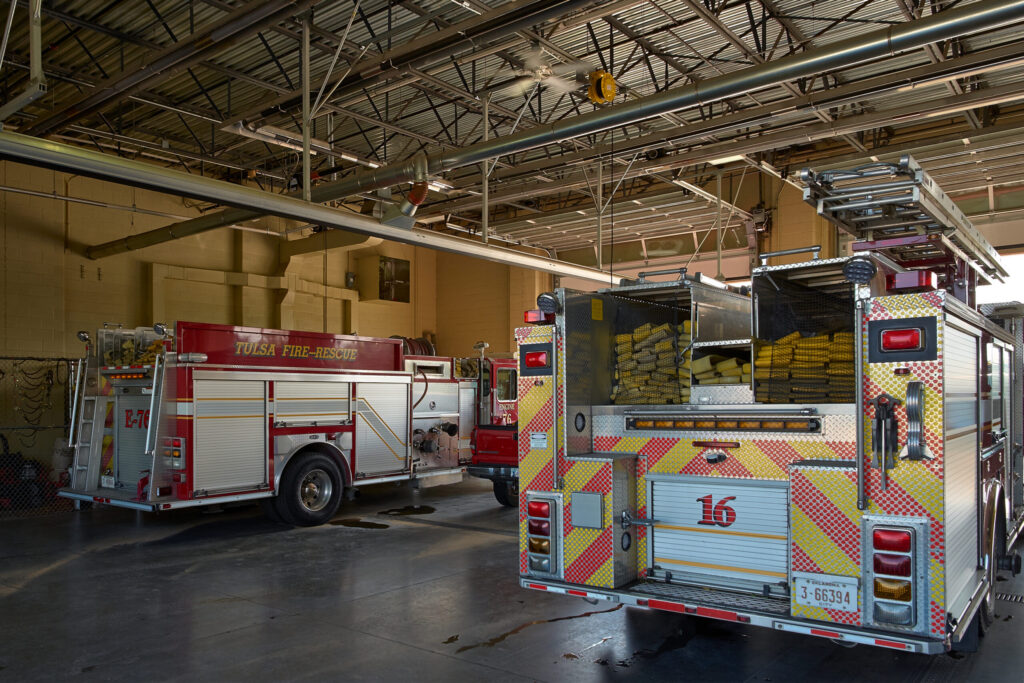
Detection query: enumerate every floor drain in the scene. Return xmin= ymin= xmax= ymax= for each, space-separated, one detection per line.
xmin=996 ymin=593 xmax=1024 ymax=604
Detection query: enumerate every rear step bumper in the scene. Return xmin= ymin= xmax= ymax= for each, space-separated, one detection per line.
xmin=58 ymin=489 xmax=273 ymax=511
xmin=59 ymin=490 xmax=156 ymax=512
xmin=520 ymin=577 xmax=946 ymax=654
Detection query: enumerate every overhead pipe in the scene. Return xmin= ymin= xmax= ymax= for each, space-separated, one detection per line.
xmin=61 ymin=0 xmax=1024 ymax=257
xmin=0 ymin=130 xmax=611 ymax=282
xmin=25 ymin=0 xmax=318 ymax=136
xmin=399 ymin=153 xmax=429 ymax=217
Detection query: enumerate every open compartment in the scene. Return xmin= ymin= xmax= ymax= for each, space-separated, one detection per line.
xmin=752 ymin=259 xmax=859 ymax=404
xmin=561 ymin=274 xmax=750 ymax=409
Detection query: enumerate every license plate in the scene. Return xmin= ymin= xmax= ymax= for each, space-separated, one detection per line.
xmin=100 ymin=475 xmax=116 ymax=488
xmin=793 ymin=574 xmax=859 ymax=611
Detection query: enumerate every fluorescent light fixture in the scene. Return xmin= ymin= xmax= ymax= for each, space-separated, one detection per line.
xmin=707 ymin=154 xmax=745 ymax=166
xmin=576 ymin=210 xmax=586 ymax=215
xmin=870 ymin=155 xmax=880 ymax=162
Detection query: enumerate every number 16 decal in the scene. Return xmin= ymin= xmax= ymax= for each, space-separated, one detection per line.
xmin=697 ymin=495 xmax=737 ymax=527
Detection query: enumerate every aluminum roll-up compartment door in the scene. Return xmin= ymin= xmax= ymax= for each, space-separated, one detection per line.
xmin=355 ymin=383 xmax=410 ymax=475
xmin=649 ymin=475 xmax=789 ymax=593
xmin=114 ymin=394 xmax=152 ymax=489
xmin=193 ymin=379 xmax=267 ymax=493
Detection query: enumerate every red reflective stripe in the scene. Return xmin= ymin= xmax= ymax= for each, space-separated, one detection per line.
xmin=811 ymin=629 xmax=841 ymax=638
xmin=527 ymin=583 xmax=548 ymax=591
xmin=567 ymin=589 xmax=588 ymax=597
xmin=648 ymin=599 xmax=687 ymax=614
xmin=874 ymin=638 xmax=910 ymax=650
xmin=695 ymin=606 xmax=740 ymax=622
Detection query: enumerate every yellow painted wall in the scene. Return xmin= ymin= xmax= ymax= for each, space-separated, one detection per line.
xmin=0 ymin=160 xmax=536 ymax=363
xmin=436 ymin=251 xmax=552 ymax=356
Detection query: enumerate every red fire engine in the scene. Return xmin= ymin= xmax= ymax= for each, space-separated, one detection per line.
xmin=466 ymin=342 xmax=521 ymax=506
xmin=61 ymin=321 xmax=509 ymax=525
xmin=515 ymin=156 xmax=1022 ymax=653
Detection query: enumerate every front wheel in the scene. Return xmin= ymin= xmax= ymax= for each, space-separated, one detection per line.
xmin=493 ymin=479 xmax=518 ymax=507
xmin=279 ymin=453 xmax=344 ymax=526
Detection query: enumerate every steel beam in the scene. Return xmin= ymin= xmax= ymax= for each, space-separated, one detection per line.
xmin=25 ymin=0 xmax=318 ymax=136
xmin=0 ymin=130 xmax=609 ymax=281
xmin=60 ymin=0 xmax=1024 ymax=257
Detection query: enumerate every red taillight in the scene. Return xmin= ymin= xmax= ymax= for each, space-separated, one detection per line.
xmin=528 ymin=500 xmax=550 ymax=518
xmin=873 ymin=528 xmax=912 ymax=552
xmin=524 ymin=351 xmax=549 ymax=368
xmin=528 ymin=519 xmax=550 ymax=536
xmin=874 ymin=553 xmax=911 ymax=577
xmin=880 ymin=328 xmax=922 ymax=351
xmin=172 ymin=438 xmax=181 ymax=447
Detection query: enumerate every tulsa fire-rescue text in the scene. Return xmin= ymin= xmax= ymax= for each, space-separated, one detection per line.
xmin=234 ymin=341 xmax=358 ymax=360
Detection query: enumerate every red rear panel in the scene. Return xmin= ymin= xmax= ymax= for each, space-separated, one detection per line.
xmin=471 ymin=425 xmax=518 ymax=467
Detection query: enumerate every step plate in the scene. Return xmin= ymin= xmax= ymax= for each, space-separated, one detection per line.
xmin=631 ymin=579 xmax=790 ymax=616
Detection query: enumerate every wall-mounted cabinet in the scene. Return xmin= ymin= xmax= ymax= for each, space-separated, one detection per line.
xmin=357 ymin=255 xmax=410 ymax=303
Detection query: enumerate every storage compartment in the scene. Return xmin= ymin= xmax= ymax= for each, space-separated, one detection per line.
xmin=563 ymin=277 xmax=750 ymax=407
xmin=752 ymin=260 xmax=857 ymax=404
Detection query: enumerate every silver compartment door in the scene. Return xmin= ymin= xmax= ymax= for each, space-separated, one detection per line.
xmin=114 ymin=394 xmax=152 ymax=489
xmin=458 ymin=383 xmax=477 ymax=457
xmin=650 ymin=475 xmax=789 ymax=592
xmin=193 ymin=379 xmax=267 ymax=493
xmin=274 ymin=380 xmax=350 ymax=425
xmin=356 ymin=383 xmax=410 ymax=475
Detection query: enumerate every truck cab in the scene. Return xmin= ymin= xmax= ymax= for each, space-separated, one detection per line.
xmin=466 ymin=351 xmax=520 ymax=506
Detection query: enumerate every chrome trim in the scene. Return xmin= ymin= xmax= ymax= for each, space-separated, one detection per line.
xmin=193 ymin=369 xmax=411 ymax=383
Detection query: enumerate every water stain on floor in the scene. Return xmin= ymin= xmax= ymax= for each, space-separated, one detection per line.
xmin=443 ymin=635 xmax=459 ymax=644
xmin=330 ymin=518 xmax=389 ymax=529
xmin=455 ymin=605 xmax=623 ymax=653
xmin=380 ymin=505 xmax=436 ymax=516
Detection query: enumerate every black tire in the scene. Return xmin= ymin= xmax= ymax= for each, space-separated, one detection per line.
xmin=279 ymin=453 xmax=344 ymax=526
xmin=260 ymin=496 xmax=286 ymax=524
xmin=493 ymin=479 xmax=519 ymax=507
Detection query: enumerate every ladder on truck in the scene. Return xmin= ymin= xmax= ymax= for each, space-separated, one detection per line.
xmin=67 ymin=358 xmax=104 ymax=492
xmin=801 ymin=154 xmax=1007 ymax=297
xmin=65 ymin=355 xmax=166 ymax=498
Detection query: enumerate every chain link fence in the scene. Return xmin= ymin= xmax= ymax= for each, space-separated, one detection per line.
xmin=0 ymin=357 xmax=77 ymax=518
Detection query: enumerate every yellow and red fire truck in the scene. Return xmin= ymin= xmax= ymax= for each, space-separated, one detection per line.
xmin=515 ymin=155 xmax=1022 ymax=653
xmin=60 ymin=322 xmax=510 ymax=525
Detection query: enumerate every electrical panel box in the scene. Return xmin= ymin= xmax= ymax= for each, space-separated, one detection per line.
xmin=357 ymin=255 xmax=410 ymax=303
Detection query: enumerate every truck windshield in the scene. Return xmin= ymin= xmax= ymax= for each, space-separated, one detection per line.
xmin=495 ymin=368 xmax=517 ymax=401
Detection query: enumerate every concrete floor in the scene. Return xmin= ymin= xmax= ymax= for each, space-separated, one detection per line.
xmin=1 ymin=478 xmax=1022 ymax=682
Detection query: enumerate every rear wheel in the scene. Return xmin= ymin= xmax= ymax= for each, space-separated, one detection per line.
xmin=493 ymin=479 xmax=518 ymax=507
xmin=279 ymin=453 xmax=344 ymax=526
